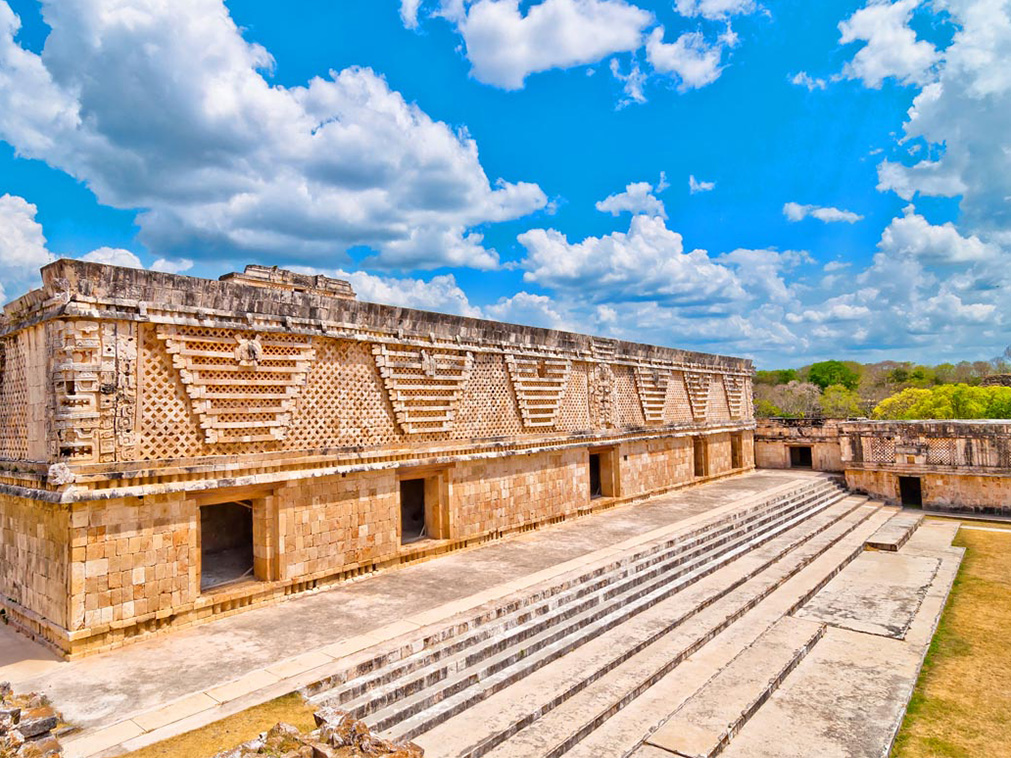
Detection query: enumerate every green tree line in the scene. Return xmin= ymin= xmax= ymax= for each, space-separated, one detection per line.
xmin=754 ymin=350 xmax=1011 ymax=420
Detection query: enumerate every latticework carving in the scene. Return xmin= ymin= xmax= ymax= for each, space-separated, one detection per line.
xmin=708 ymin=376 xmax=731 ymax=422
xmin=455 ymin=353 xmax=526 ymax=436
xmin=869 ymin=437 xmax=896 ymax=464
xmin=684 ymin=371 xmax=711 ymax=422
xmin=372 ymin=345 xmax=474 ymax=434
xmin=505 ymin=354 xmax=572 ymax=428
xmin=140 ymin=327 xmax=210 ymax=460
xmin=555 ymin=363 xmax=591 ymax=432
xmin=613 ymin=365 xmax=645 ymax=428
xmin=634 ymin=365 xmax=673 ymax=423
xmin=156 ymin=325 xmax=316 ymax=444
xmin=287 ymin=338 xmax=399 ymax=449
xmin=724 ymin=375 xmax=746 ymax=419
xmin=0 ymin=336 xmax=28 ymax=459
xmin=927 ymin=438 xmax=957 ymax=466
xmin=663 ymin=372 xmax=694 ymax=424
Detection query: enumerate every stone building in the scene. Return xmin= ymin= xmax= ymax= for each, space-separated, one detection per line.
xmin=0 ymin=260 xmax=755 ymax=657
xmin=756 ymin=418 xmax=1011 ymax=515
xmin=754 ymin=418 xmax=846 ymax=472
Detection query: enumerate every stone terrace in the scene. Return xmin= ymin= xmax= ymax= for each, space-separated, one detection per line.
xmin=0 ymin=469 xmax=960 ymax=758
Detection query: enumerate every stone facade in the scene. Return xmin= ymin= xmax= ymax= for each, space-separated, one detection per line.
xmin=754 ymin=419 xmax=846 ymax=472
xmin=0 ymin=260 xmax=755 ymax=656
xmin=840 ymin=420 xmax=1011 ymax=515
xmin=757 ymin=418 xmax=1011 ymax=515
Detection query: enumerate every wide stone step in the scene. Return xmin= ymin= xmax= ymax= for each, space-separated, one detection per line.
xmin=643 ymin=616 xmax=825 ymax=758
xmin=561 ymin=495 xmax=876 ymax=758
xmin=865 ymin=510 xmax=923 ymax=552
xmin=306 ymin=481 xmax=846 ymax=712
xmin=465 ymin=500 xmax=881 ymax=758
xmin=334 ymin=488 xmax=844 ymax=724
xmin=407 ymin=499 xmax=882 ymax=758
xmin=356 ymin=491 xmax=851 ymax=736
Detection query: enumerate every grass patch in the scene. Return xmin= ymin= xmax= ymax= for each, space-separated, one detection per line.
xmin=120 ymin=693 xmax=316 ymax=758
xmin=892 ymin=527 xmax=1011 ymax=757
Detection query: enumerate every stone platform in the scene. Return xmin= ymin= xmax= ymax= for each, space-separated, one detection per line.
xmin=0 ymin=470 xmax=821 ymax=757
xmin=0 ymin=470 xmax=961 ymax=758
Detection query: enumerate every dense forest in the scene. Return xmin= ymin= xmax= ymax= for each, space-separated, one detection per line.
xmin=754 ymin=348 xmax=1011 ymax=420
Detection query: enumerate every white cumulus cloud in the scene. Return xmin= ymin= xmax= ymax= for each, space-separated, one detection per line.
xmin=518 ymin=214 xmax=746 ymax=304
xmin=595 ymin=181 xmax=666 ymax=217
xmin=783 ymin=202 xmax=864 ymax=223
xmin=878 ymin=205 xmax=997 ymax=265
xmin=0 ymin=0 xmax=546 ymax=270
xmin=437 ymin=0 xmax=653 ymax=89
xmin=646 ymin=27 xmax=729 ymax=91
xmin=839 ymin=0 xmax=939 ymax=88
xmin=485 ymin=291 xmax=572 ymax=329
xmin=0 ymin=194 xmax=54 ymax=301
xmin=873 ymin=1 xmax=1011 ymax=238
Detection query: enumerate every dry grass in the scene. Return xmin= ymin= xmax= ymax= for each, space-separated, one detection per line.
xmin=119 ymin=693 xmax=316 ymax=758
xmin=892 ymin=525 xmax=1011 ymax=757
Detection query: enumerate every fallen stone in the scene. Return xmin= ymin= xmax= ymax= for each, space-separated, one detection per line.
xmin=17 ymin=710 xmax=58 ymax=740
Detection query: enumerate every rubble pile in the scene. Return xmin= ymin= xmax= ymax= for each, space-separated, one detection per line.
xmin=0 ymin=683 xmax=62 ymax=758
xmin=213 ymin=707 xmax=423 ymax=758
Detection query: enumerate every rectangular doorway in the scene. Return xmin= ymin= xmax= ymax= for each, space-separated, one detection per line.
xmin=589 ymin=453 xmax=603 ymax=499
xmin=200 ymin=501 xmax=254 ymax=592
xmin=400 ymin=478 xmax=428 ymax=544
xmin=693 ymin=437 xmax=708 ymax=478
xmin=790 ymin=446 xmax=813 ymax=469
xmin=899 ymin=476 xmax=923 ymax=508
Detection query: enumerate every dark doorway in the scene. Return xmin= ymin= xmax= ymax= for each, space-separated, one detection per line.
xmin=589 ymin=453 xmax=603 ymax=499
xmin=899 ymin=476 xmax=923 ymax=508
xmin=200 ymin=501 xmax=254 ymax=592
xmin=731 ymin=434 xmax=743 ymax=469
xmin=693 ymin=438 xmax=707 ymax=478
xmin=400 ymin=478 xmax=427 ymax=544
xmin=790 ymin=446 xmax=813 ymax=469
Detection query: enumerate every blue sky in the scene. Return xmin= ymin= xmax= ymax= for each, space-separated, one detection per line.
xmin=0 ymin=0 xmax=1007 ymax=367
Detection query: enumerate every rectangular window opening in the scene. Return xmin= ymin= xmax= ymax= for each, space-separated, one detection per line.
xmin=200 ymin=501 xmax=254 ymax=592
xmin=790 ymin=446 xmax=813 ymax=469
xmin=899 ymin=476 xmax=923 ymax=508
xmin=400 ymin=478 xmax=428 ymax=544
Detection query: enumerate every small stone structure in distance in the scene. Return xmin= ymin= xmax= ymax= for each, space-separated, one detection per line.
xmin=756 ymin=418 xmax=1011 ymax=515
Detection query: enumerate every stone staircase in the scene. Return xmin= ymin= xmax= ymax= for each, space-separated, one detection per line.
xmin=302 ymin=477 xmax=892 ymax=757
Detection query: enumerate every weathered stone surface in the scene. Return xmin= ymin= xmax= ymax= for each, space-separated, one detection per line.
xmin=758 ymin=418 xmax=1011 ymax=515
xmin=0 ymin=260 xmax=759 ymax=657
xmin=211 ymin=709 xmax=422 ymax=758
xmin=0 ymin=685 xmax=62 ymax=758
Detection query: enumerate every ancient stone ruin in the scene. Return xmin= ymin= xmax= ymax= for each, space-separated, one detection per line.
xmin=212 ymin=708 xmax=422 ymax=758
xmin=0 ymin=683 xmax=62 ymax=758
xmin=0 ymin=260 xmax=755 ymax=657
xmin=756 ymin=418 xmax=1011 ymax=514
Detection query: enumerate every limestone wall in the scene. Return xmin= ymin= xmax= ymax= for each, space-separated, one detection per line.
xmin=0 ymin=494 xmax=69 ymax=637
xmin=620 ymin=437 xmax=694 ymax=495
xmin=846 ymin=468 xmax=1011 ymax=515
xmin=450 ymin=450 xmax=587 ymax=538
